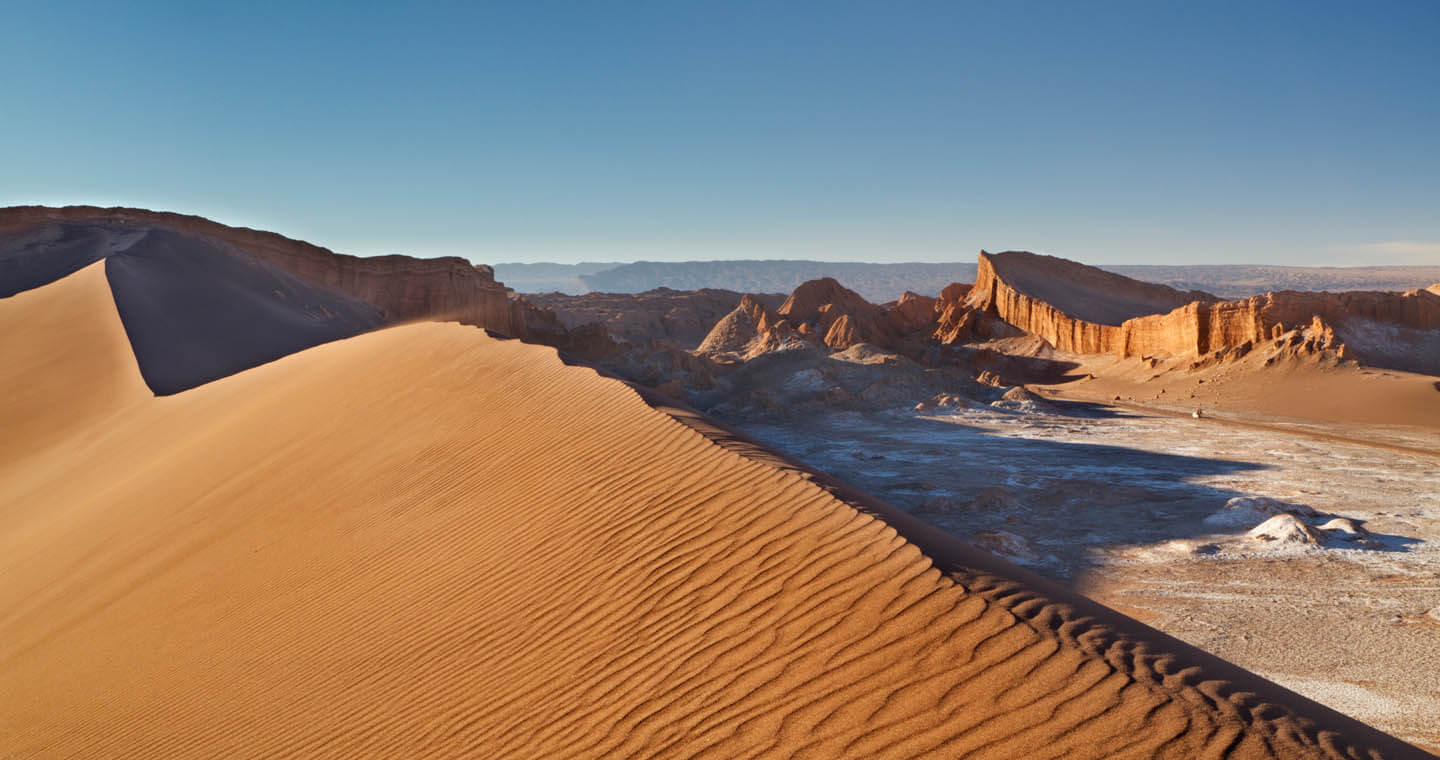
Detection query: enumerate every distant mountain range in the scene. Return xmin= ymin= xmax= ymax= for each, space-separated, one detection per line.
xmin=495 ymin=259 xmax=1440 ymax=303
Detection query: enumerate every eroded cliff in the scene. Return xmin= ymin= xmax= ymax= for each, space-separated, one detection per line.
xmin=0 ymin=205 xmax=527 ymax=336
xmin=967 ymin=249 xmax=1440 ymax=373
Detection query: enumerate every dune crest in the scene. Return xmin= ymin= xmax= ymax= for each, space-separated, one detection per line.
xmin=0 ymin=205 xmax=527 ymax=335
xmin=0 ymin=262 xmax=148 ymax=464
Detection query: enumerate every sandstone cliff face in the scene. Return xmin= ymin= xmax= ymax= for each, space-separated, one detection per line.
xmin=1116 ymin=290 xmax=1440 ymax=359
xmin=0 ymin=206 xmax=527 ymax=337
xmin=968 ymin=249 xmax=1440 ymax=373
xmin=966 ymin=251 xmax=1210 ymax=354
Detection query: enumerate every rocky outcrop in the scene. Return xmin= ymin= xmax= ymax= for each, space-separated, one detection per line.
xmin=0 ymin=205 xmax=528 ymax=336
xmin=697 ymin=294 xmax=783 ymax=355
xmin=778 ymin=278 xmax=897 ymax=350
xmin=778 ymin=277 xmax=875 ymax=322
xmin=885 ymin=291 xmax=939 ymax=334
xmin=699 ymin=279 xmax=902 ymax=355
xmin=522 ymin=288 xmax=784 ymax=348
xmin=1117 ymin=289 xmax=1440 ymax=358
xmin=966 ymin=251 xmax=1212 ymax=354
xmin=968 ymin=249 xmax=1440 ymax=372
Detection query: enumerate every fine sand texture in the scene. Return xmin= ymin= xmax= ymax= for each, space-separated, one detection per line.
xmin=1 ymin=270 xmax=1432 ymax=758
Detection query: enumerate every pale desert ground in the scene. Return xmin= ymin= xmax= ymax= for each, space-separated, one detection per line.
xmin=2 ymin=262 xmax=1432 ymax=758
xmin=724 ymin=357 xmax=1440 ymax=751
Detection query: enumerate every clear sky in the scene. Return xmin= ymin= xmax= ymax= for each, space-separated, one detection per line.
xmin=3 ymin=1 xmax=1437 ymax=266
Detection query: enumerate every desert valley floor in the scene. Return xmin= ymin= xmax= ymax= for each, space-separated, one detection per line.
xmin=729 ymin=393 xmax=1440 ymax=748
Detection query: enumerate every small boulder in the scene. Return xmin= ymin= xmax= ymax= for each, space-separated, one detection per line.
xmin=1000 ymin=385 xmax=1042 ymax=403
xmin=1204 ymin=496 xmax=1320 ymax=529
xmin=1317 ymin=517 xmax=1367 ymax=540
xmin=975 ymin=370 xmax=1008 ymax=387
xmin=1247 ymin=514 xmax=1325 ymax=546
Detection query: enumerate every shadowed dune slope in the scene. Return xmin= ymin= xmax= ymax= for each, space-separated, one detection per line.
xmin=103 ymin=227 xmax=385 ymax=394
xmin=0 ymin=275 xmax=1430 ymax=758
xmin=0 ymin=221 xmax=385 ymax=394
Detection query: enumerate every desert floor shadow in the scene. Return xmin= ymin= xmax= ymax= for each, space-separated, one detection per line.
xmin=722 ymin=407 xmax=1421 ymax=578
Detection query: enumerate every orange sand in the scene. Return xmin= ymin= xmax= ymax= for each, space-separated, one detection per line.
xmin=0 ymin=267 xmax=1429 ymax=758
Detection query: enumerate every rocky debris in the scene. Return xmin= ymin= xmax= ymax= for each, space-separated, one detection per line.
xmin=970 ymin=531 xmax=1041 ymax=564
xmin=1000 ymin=386 xmax=1042 ymax=403
xmin=1427 ymin=605 xmax=1440 ymax=624
xmin=931 ymin=281 xmax=1021 ymax=345
xmin=1247 ymin=514 xmax=1326 ymax=545
xmin=990 ymin=385 xmax=1058 ymax=413
xmin=1318 ymin=517 xmax=1369 ymax=540
xmin=1203 ymin=496 xmax=1319 ymax=529
xmin=974 ymin=370 xmax=1008 ymax=387
xmin=914 ymin=392 xmax=972 ymax=412
xmin=1199 ymin=497 xmax=1390 ymax=552
xmin=521 ymin=302 xmax=622 ymax=360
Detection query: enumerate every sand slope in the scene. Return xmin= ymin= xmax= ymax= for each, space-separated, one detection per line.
xmin=0 ymin=221 xmax=386 ymax=394
xmin=0 ymin=274 xmax=1430 ymax=758
xmin=0 ymin=262 xmax=148 ymax=465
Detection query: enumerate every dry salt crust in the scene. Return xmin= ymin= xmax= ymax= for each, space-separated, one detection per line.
xmin=724 ymin=400 xmax=1440 ymax=751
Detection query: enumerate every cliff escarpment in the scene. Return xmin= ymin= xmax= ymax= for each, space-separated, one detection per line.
xmin=0 ymin=205 xmax=527 ymax=336
xmin=968 ymin=250 xmax=1440 ymax=373
xmin=965 ymin=250 xmax=1215 ymax=354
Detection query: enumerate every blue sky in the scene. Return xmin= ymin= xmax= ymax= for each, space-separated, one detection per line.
xmin=3 ymin=1 xmax=1437 ymax=266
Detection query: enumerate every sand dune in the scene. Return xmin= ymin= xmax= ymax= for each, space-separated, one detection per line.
xmin=1 ymin=265 xmax=1430 ymax=758
xmin=0 ymin=219 xmax=386 ymax=394
xmin=0 ymin=262 xmax=148 ymax=464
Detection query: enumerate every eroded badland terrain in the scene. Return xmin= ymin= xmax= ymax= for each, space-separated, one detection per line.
xmin=523 ymin=233 xmax=1440 ymax=750
xmin=3 ymin=205 xmax=1437 ymax=757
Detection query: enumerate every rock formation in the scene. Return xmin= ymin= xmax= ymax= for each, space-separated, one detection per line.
xmin=697 ymin=294 xmax=785 ymax=355
xmin=965 ymin=249 xmax=1440 ymax=373
xmin=885 ymin=291 xmax=939 ymax=333
xmin=698 ymin=279 xmax=898 ymax=356
xmin=522 ymin=288 xmax=783 ymax=348
xmin=0 ymin=205 xmax=528 ymax=337
xmin=965 ymin=250 xmax=1214 ymax=354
